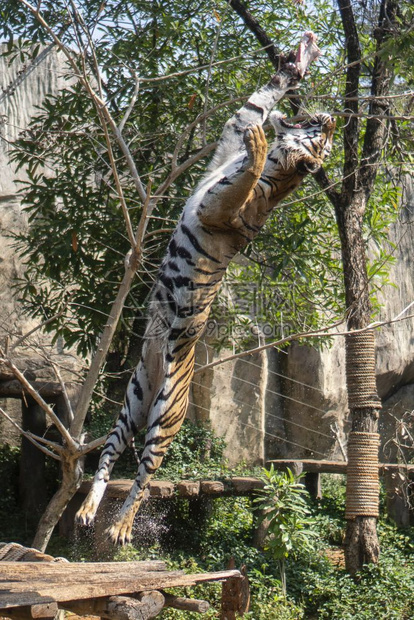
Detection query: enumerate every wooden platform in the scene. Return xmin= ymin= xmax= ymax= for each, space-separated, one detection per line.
xmin=0 ymin=561 xmax=240 ymax=607
xmin=78 ymin=465 xmax=414 ymax=503
xmin=78 ymin=476 xmax=265 ymax=500
xmin=0 ymin=544 xmax=244 ymax=619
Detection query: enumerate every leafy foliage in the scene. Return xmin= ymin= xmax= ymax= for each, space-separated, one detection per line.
xmin=255 ymin=466 xmax=318 ymax=595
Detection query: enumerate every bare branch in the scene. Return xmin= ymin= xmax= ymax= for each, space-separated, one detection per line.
xmin=0 ymin=349 xmax=77 ymax=451
xmin=194 ymin=308 xmax=414 ymax=375
xmin=80 ymin=434 xmax=107 ymax=454
xmin=0 ymin=406 xmax=62 ymax=460
xmin=119 ymin=74 xmax=140 ymax=134
xmin=133 ymin=178 xmax=153 ymax=251
xmin=10 ymin=311 xmax=65 ymax=352
xmin=51 ymin=362 xmax=75 ymax=426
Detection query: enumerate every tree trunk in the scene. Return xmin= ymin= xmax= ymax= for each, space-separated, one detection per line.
xmin=332 ymin=0 xmax=398 ymax=575
xmin=335 ymin=194 xmax=381 ymax=574
xmin=20 ymin=401 xmax=47 ymax=525
xmin=32 ymin=454 xmax=83 ymax=552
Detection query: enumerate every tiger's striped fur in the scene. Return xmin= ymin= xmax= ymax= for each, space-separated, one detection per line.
xmin=76 ymin=36 xmax=335 ymax=545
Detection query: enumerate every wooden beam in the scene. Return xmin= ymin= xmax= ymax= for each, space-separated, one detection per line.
xmin=220 ymin=563 xmax=249 ymax=619
xmin=162 ymin=593 xmax=209 ymax=613
xmin=0 ymin=603 xmax=59 ymax=620
xmin=77 ymin=477 xmax=266 ymax=501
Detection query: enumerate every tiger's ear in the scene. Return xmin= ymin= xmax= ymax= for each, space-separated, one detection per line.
xmin=296 ymin=158 xmax=321 ymax=175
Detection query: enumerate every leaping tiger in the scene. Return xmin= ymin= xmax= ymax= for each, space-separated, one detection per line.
xmin=76 ymin=31 xmax=335 ymax=544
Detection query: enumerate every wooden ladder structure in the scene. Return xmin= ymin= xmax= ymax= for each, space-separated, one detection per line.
xmin=0 ymin=543 xmax=248 ymax=619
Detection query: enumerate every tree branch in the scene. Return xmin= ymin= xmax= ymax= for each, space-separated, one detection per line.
xmin=228 ymin=0 xmax=301 ymax=113
xmin=51 ymin=362 xmax=75 ymax=426
xmin=360 ymin=0 xmax=399 ymax=199
xmin=0 ymin=406 xmax=62 ymax=460
xmin=0 ymin=350 xmax=77 ymax=452
xmin=228 ymin=0 xmax=280 ymax=67
xmin=337 ymin=0 xmax=361 ymax=197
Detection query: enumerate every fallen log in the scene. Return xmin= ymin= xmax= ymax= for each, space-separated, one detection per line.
xmin=63 ymin=593 xmax=165 ymax=620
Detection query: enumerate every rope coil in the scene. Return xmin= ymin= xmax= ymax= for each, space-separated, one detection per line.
xmin=345 ymin=431 xmax=380 ymax=519
xmin=345 ymin=331 xmax=381 ymax=410
xmin=0 ymin=542 xmax=68 ymax=562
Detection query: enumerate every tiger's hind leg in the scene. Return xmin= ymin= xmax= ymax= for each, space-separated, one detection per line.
xmin=106 ymin=348 xmax=195 ymax=545
xmin=76 ymin=362 xmax=152 ymax=527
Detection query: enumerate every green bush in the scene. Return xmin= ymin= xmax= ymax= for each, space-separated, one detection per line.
xmin=255 ymin=467 xmax=318 ymax=596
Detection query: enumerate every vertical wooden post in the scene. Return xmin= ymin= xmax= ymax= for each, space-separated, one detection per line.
xmin=220 ymin=560 xmax=249 ymax=619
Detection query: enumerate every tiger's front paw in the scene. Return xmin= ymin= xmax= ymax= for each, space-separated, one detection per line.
xmin=244 ymin=125 xmax=267 ymax=179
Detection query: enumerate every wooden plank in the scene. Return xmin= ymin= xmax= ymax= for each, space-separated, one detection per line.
xmin=78 ymin=478 xmax=268 ymax=500
xmin=0 ymin=561 xmax=167 ymax=572
xmin=0 ymin=565 xmax=241 ymax=609
xmin=220 ymin=563 xmax=249 ymax=619
xmin=267 ymin=459 xmax=414 ymax=476
xmin=0 ymin=603 xmax=59 ymax=620
xmin=267 ymin=459 xmax=346 ymax=474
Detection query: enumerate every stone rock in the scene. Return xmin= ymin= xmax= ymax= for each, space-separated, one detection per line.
xmin=190 ymin=336 xmax=267 ymax=467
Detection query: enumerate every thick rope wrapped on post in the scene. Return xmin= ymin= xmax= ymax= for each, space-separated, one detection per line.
xmin=345 ymin=330 xmax=381 ymax=410
xmin=345 ymin=431 xmax=380 ymax=519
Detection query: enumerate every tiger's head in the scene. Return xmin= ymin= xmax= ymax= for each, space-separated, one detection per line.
xmin=269 ymin=111 xmax=336 ymax=174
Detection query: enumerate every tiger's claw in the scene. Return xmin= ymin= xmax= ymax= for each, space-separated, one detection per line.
xmin=75 ymin=498 xmax=99 ymax=527
xmin=106 ymin=519 xmax=134 ymax=546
